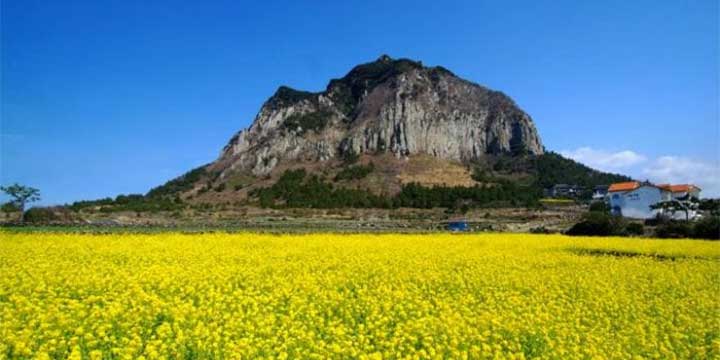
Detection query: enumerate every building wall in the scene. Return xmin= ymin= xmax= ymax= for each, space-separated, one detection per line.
xmin=609 ymin=186 xmax=666 ymax=219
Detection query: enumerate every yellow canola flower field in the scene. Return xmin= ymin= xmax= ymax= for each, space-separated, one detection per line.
xmin=1 ymin=232 xmax=719 ymax=359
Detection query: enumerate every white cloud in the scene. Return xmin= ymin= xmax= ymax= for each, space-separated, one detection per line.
xmin=561 ymin=147 xmax=720 ymax=198
xmin=642 ymin=156 xmax=720 ymax=197
xmin=560 ymin=147 xmax=647 ymax=172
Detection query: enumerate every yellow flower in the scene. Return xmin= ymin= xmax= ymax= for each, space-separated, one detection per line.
xmin=0 ymin=231 xmax=717 ymax=358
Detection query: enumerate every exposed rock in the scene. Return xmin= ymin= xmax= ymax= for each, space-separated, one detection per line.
xmin=212 ymin=55 xmax=543 ymax=177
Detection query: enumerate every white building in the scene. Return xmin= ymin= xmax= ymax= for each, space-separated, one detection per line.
xmin=608 ymin=182 xmax=668 ymax=219
xmin=608 ymin=182 xmax=701 ymax=220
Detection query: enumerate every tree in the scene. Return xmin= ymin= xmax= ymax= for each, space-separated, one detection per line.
xmin=0 ymin=183 xmax=41 ymax=222
xmin=1 ymin=201 xmax=21 ymax=213
xmin=651 ymin=196 xmax=699 ymax=221
xmin=698 ymin=198 xmax=720 ymax=216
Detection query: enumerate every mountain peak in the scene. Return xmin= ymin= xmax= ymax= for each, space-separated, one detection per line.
xmin=267 ymin=85 xmax=317 ymax=110
xmin=216 ymin=56 xmax=543 ymax=179
xmin=377 ymin=54 xmax=393 ymax=62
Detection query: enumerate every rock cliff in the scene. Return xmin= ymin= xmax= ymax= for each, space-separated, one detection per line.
xmin=212 ymin=55 xmax=543 ymax=177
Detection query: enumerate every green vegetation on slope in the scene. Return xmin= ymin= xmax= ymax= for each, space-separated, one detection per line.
xmin=65 ymin=151 xmax=634 ymax=213
xmin=529 ymin=152 xmax=632 ymax=190
xmin=282 ymin=110 xmax=333 ymax=134
xmin=268 ymin=86 xmax=317 ymax=109
xmin=252 ymin=169 xmax=391 ymax=208
xmin=146 ymin=165 xmax=210 ymax=199
xmin=253 ymin=168 xmax=541 ymax=210
xmin=69 ymin=194 xmax=183 ymax=213
xmin=334 ymin=163 xmax=374 ymax=181
xmin=394 ymin=181 xmax=541 ymax=209
xmin=487 ymin=152 xmax=633 ymax=198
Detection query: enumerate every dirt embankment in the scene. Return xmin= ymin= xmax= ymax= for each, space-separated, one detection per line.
xmin=5 ymin=205 xmax=584 ymax=233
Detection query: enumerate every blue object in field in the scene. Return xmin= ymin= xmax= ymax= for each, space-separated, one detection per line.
xmin=447 ymin=221 xmax=469 ymax=232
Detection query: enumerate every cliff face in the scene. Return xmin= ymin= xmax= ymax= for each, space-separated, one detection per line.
xmin=213 ymin=55 xmax=543 ymax=177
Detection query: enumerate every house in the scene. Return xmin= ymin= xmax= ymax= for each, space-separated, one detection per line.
xmin=657 ymin=184 xmax=701 ymax=200
xmin=608 ymin=181 xmax=702 ymax=220
xmin=592 ymin=185 xmax=609 ymax=201
xmin=608 ymin=181 xmax=671 ymax=219
xmin=545 ymin=184 xmax=585 ymax=198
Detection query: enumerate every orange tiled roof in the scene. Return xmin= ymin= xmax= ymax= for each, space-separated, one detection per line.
xmin=608 ymin=181 xmax=640 ymax=192
xmin=658 ymin=184 xmax=699 ymax=193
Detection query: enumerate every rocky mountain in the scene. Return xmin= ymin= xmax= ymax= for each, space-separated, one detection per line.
xmin=146 ymin=55 xmax=591 ymax=205
xmin=210 ymin=55 xmax=543 ymax=179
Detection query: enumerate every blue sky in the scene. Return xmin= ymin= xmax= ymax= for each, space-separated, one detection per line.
xmin=2 ymin=0 xmax=719 ymax=204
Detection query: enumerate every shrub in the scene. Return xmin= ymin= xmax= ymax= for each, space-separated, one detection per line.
xmin=654 ymin=221 xmax=692 ymax=239
xmin=282 ymin=110 xmax=332 ymax=134
xmin=643 ymin=215 xmax=666 ymax=227
xmin=566 ymin=212 xmax=626 ymax=236
xmin=198 ymin=184 xmax=211 ymax=194
xmin=334 ymin=163 xmax=374 ymax=181
xmin=341 ymin=150 xmax=360 ymax=164
xmin=23 ymin=207 xmax=60 ymax=223
xmin=692 ymin=216 xmax=719 ymax=240
xmin=625 ymin=223 xmax=645 ymax=236
xmin=1 ymin=201 xmax=21 ymax=213
xmin=471 ymin=167 xmax=490 ymax=182
xmin=588 ymin=201 xmax=609 ymax=213
xmin=529 ymin=226 xmax=553 ymax=234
